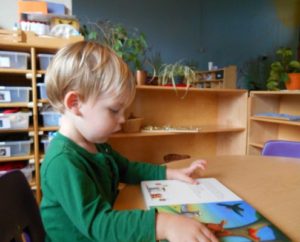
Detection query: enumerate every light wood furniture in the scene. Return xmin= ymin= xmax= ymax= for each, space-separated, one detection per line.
xmin=109 ymin=86 xmax=248 ymax=164
xmin=247 ymin=90 xmax=300 ymax=155
xmin=0 ymin=30 xmax=82 ymax=202
xmin=115 ymin=155 xmax=300 ymax=241
xmin=194 ymin=65 xmax=237 ymax=89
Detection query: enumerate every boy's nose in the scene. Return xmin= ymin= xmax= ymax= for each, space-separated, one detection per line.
xmin=119 ymin=115 xmax=125 ymax=124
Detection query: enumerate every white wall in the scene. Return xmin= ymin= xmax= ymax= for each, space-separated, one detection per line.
xmin=0 ymin=0 xmax=72 ymax=30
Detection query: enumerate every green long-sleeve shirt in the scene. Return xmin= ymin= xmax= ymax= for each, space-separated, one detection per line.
xmin=40 ymin=132 xmax=166 ymax=242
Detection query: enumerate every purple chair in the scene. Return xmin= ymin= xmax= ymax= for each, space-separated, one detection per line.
xmin=0 ymin=170 xmax=45 ymax=242
xmin=261 ymin=140 xmax=300 ymax=158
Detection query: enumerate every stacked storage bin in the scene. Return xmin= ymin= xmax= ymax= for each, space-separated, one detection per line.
xmin=0 ymin=51 xmax=30 ymax=69
xmin=37 ymin=53 xmax=61 ymax=128
xmin=0 ymin=50 xmax=34 ymax=181
xmin=37 ymin=53 xmax=60 ymax=160
xmin=40 ymin=104 xmax=61 ymax=127
xmin=37 ymin=53 xmax=55 ymax=101
xmin=37 ymin=53 xmax=54 ymax=100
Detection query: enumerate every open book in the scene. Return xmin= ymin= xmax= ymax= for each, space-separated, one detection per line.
xmin=141 ymin=178 xmax=290 ymax=242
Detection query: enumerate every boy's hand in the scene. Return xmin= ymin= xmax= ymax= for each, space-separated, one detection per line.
xmin=166 ymin=159 xmax=207 ymax=184
xmin=156 ymin=212 xmax=218 ymax=242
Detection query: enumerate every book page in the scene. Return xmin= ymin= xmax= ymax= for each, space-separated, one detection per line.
xmin=142 ymin=178 xmax=291 ymax=241
xmin=141 ymin=178 xmax=241 ymax=208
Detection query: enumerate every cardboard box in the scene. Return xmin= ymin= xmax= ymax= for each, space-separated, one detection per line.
xmin=18 ymin=1 xmax=48 ymax=14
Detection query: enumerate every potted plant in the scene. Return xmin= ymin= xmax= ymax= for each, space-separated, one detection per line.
xmin=267 ymin=47 xmax=300 ymax=90
xmin=146 ymin=51 xmax=163 ymax=85
xmin=81 ymin=20 xmax=149 ymax=85
xmin=158 ymin=61 xmax=197 ymax=89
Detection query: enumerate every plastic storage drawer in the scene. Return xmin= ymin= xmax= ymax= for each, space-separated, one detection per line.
xmin=37 ymin=53 xmax=54 ymax=70
xmin=0 ymin=86 xmax=31 ymax=102
xmin=41 ymin=137 xmax=50 ymax=151
xmin=0 ymin=165 xmax=34 ymax=182
xmin=37 ymin=83 xmax=47 ymax=99
xmin=0 ymin=51 xmax=30 ymax=69
xmin=40 ymin=111 xmax=61 ymax=127
xmin=0 ymin=112 xmax=32 ymax=129
xmin=21 ymin=165 xmax=34 ymax=181
xmin=0 ymin=139 xmax=33 ymax=157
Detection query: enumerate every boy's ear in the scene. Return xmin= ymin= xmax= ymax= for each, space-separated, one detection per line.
xmin=64 ymin=91 xmax=81 ymax=115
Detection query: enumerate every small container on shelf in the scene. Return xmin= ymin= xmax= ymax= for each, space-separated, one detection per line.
xmin=0 ymin=139 xmax=33 ymax=157
xmin=37 ymin=83 xmax=47 ymax=99
xmin=122 ymin=117 xmax=144 ymax=133
xmin=37 ymin=53 xmax=54 ymax=70
xmin=0 ymin=165 xmax=34 ymax=182
xmin=40 ymin=111 xmax=61 ymax=127
xmin=0 ymin=86 xmax=31 ymax=102
xmin=215 ymin=70 xmax=224 ymax=79
xmin=0 ymin=50 xmax=30 ymax=69
xmin=0 ymin=111 xmax=32 ymax=129
xmin=41 ymin=136 xmax=50 ymax=151
xmin=21 ymin=164 xmax=34 ymax=182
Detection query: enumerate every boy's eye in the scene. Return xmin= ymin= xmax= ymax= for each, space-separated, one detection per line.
xmin=109 ymin=108 xmax=120 ymax=114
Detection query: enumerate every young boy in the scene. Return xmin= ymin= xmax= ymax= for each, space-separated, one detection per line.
xmin=40 ymin=41 xmax=217 ymax=242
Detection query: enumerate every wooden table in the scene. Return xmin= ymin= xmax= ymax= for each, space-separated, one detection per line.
xmin=114 ymin=155 xmax=300 ymax=241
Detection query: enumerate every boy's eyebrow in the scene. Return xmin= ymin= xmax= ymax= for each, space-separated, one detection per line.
xmin=110 ymin=101 xmax=125 ymax=108
xmin=114 ymin=99 xmax=127 ymax=106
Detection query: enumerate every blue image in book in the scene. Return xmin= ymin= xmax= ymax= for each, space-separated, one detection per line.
xmin=141 ymin=178 xmax=290 ymax=242
xmin=156 ymin=201 xmax=290 ymax=241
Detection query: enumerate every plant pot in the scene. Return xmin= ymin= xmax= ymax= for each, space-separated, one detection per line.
xmin=136 ymin=70 xmax=147 ymax=86
xmin=122 ymin=117 xmax=143 ymax=133
xmin=286 ymin=73 xmax=300 ymax=90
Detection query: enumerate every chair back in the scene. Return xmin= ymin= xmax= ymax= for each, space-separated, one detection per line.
xmin=261 ymin=140 xmax=300 ymax=158
xmin=0 ymin=170 xmax=45 ymax=242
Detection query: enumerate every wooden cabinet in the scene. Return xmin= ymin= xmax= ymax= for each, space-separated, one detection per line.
xmin=109 ymin=86 xmax=248 ymax=164
xmin=194 ymin=65 xmax=237 ymax=89
xmin=247 ymin=91 xmax=300 ymax=155
xmin=0 ymin=30 xmax=82 ymax=202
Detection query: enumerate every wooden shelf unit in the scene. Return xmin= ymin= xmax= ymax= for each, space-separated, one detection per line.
xmin=0 ymin=30 xmax=83 ymax=202
xmin=0 ymin=30 xmax=246 ymax=200
xmin=194 ymin=65 xmax=237 ymax=89
xmin=109 ymin=86 xmax=248 ymax=164
xmin=247 ymin=90 xmax=300 ymax=155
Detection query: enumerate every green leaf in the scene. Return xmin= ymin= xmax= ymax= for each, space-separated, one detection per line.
xmin=88 ymin=32 xmax=97 ymax=40
xmin=289 ymin=61 xmax=300 ymax=72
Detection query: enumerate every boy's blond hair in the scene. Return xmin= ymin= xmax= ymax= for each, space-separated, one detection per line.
xmin=45 ymin=41 xmax=136 ymax=113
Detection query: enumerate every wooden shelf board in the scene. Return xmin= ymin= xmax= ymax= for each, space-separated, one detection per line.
xmin=136 ymin=85 xmax=244 ymax=94
xmin=0 ymin=68 xmax=31 ymax=74
xmin=250 ymin=90 xmax=300 ymax=96
xmin=249 ymin=142 xmax=264 ymax=149
xmin=0 ymin=102 xmax=31 ymax=107
xmin=0 ymin=30 xmax=84 ymax=50
xmin=199 ymin=125 xmax=245 ymax=133
xmin=37 ymin=70 xmax=46 ymax=75
xmin=111 ymin=125 xmax=245 ymax=138
xmin=29 ymin=180 xmax=36 ymax=188
xmin=39 ymin=126 xmax=59 ymax=131
xmin=0 ymin=154 xmax=34 ymax=162
xmin=250 ymin=117 xmax=300 ymax=126
xmin=112 ymin=131 xmax=187 ymax=138
xmin=0 ymin=126 xmax=34 ymax=132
